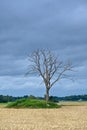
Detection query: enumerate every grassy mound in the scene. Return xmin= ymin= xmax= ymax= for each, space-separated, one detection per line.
xmin=6 ymin=98 xmax=61 ymax=108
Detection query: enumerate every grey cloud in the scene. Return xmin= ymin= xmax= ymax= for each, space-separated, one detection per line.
xmin=0 ymin=55 xmax=28 ymax=76
xmin=0 ymin=76 xmax=41 ymax=90
xmin=0 ymin=75 xmax=86 ymax=96
xmin=0 ymin=0 xmax=87 ymax=96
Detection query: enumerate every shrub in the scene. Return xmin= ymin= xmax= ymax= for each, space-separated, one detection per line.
xmin=6 ymin=98 xmax=61 ymax=108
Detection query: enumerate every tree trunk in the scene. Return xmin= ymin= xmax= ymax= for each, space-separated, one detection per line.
xmin=46 ymin=88 xmax=50 ymax=101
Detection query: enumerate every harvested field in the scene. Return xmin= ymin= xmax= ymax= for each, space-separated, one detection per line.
xmin=0 ymin=102 xmax=87 ymax=130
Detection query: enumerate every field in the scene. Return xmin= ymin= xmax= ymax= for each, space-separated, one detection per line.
xmin=0 ymin=102 xmax=87 ymax=130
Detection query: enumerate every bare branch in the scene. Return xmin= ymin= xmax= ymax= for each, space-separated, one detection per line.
xmin=26 ymin=49 xmax=74 ymax=101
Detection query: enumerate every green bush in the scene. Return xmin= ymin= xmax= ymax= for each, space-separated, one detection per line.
xmin=6 ymin=98 xmax=61 ymax=108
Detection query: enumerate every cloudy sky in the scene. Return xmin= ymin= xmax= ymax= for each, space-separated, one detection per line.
xmin=0 ymin=0 xmax=87 ymax=97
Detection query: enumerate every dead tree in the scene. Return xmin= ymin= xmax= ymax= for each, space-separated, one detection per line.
xmin=27 ymin=49 xmax=74 ymax=101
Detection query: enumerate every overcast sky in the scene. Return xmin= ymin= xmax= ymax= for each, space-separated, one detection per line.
xmin=0 ymin=0 xmax=87 ymax=97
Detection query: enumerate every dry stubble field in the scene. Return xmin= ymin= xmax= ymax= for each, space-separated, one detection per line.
xmin=0 ymin=102 xmax=87 ymax=130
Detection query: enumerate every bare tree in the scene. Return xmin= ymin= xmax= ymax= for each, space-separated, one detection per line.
xmin=27 ymin=49 xmax=74 ymax=101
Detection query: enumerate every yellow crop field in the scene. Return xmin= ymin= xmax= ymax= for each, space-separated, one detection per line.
xmin=0 ymin=102 xmax=87 ymax=130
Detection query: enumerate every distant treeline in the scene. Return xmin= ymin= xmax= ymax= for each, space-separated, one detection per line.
xmin=0 ymin=94 xmax=87 ymax=103
xmin=0 ymin=95 xmax=28 ymax=103
xmin=51 ymin=95 xmax=87 ymax=102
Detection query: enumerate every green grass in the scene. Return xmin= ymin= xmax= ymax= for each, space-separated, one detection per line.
xmin=6 ymin=98 xmax=61 ymax=108
xmin=0 ymin=103 xmax=8 ymax=108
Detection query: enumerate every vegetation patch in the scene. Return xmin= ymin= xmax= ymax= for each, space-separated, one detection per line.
xmin=6 ymin=98 xmax=61 ymax=108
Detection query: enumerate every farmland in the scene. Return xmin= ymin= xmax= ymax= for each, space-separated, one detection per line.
xmin=0 ymin=102 xmax=87 ymax=130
